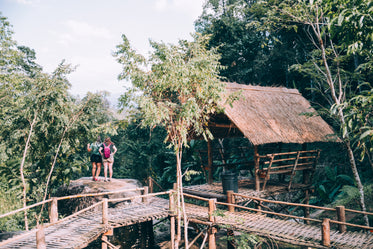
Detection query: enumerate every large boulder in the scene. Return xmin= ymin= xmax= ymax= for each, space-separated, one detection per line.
xmin=56 ymin=177 xmax=143 ymax=215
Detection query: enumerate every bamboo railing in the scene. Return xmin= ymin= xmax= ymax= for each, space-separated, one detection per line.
xmin=0 ymin=187 xmax=172 ymax=248
xmin=182 ymin=191 xmax=373 ymax=248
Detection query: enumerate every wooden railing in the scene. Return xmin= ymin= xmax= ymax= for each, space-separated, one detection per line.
xmin=0 ymin=187 xmax=172 ymax=248
xmin=182 ymin=191 xmax=373 ymax=248
xmin=226 ymin=191 xmax=373 ymax=247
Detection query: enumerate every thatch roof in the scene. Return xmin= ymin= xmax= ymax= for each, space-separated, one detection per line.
xmin=209 ymin=83 xmax=339 ymax=145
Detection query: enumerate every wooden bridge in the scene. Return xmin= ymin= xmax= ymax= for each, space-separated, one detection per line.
xmin=0 ymin=186 xmax=372 ymax=248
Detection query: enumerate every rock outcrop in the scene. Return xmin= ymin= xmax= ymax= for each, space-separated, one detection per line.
xmin=56 ymin=177 xmax=143 ymax=215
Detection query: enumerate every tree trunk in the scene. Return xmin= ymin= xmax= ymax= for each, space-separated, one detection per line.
xmin=20 ymin=112 xmax=38 ymax=230
xmin=316 ymin=24 xmax=369 ymax=226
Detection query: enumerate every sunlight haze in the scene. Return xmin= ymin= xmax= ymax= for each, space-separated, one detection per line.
xmin=1 ymin=0 xmax=204 ymax=104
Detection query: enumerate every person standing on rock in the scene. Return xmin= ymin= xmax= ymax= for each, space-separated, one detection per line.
xmin=99 ymin=137 xmax=117 ymax=182
xmin=87 ymin=136 xmax=103 ymax=181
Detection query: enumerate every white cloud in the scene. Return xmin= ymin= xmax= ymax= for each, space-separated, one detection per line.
xmin=50 ymin=20 xmax=114 ymax=46
xmin=12 ymin=0 xmax=39 ymax=5
xmin=155 ymin=0 xmax=168 ymax=11
xmin=154 ymin=0 xmax=203 ymax=18
xmin=65 ymin=20 xmax=114 ymax=39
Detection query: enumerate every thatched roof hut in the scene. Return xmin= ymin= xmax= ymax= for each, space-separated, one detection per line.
xmin=208 ymin=82 xmax=339 ymax=145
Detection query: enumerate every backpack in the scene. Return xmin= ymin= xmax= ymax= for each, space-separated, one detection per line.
xmin=103 ymin=143 xmax=111 ymax=159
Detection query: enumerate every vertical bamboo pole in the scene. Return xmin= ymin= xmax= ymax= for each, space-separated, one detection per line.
xmin=36 ymin=224 xmax=46 ymax=249
xmin=49 ymin=197 xmax=58 ymax=223
xmin=169 ymin=191 xmax=176 ymax=249
xmin=226 ymin=191 xmax=235 ymax=213
xmin=148 ymin=176 xmax=153 ymax=193
xmin=254 ymin=146 xmax=260 ymax=191
xmin=304 ymin=190 xmax=310 ymax=225
xmin=102 ymin=198 xmax=108 ymax=225
xmin=336 ymin=206 xmax=346 ymax=233
xmin=322 ymin=218 xmax=331 ymax=247
xmin=101 ymin=235 xmax=108 ymax=249
xmin=208 ymin=139 xmax=213 ymax=184
xmin=208 ymin=198 xmax=216 ymax=249
xmin=142 ymin=186 xmax=149 ymax=204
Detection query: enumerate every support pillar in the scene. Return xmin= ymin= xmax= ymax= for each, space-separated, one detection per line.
xmin=36 ymin=224 xmax=46 ymax=249
xmin=208 ymin=198 xmax=216 ymax=249
xmin=254 ymin=146 xmax=260 ymax=191
xmin=336 ymin=206 xmax=346 ymax=233
xmin=169 ymin=191 xmax=176 ymax=249
xmin=148 ymin=176 xmax=153 ymax=193
xmin=142 ymin=186 xmax=149 ymax=204
xmin=101 ymin=235 xmax=108 ymax=249
xmin=322 ymin=218 xmax=331 ymax=247
xmin=49 ymin=197 xmax=58 ymax=223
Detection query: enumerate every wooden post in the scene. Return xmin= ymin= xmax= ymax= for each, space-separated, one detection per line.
xmin=142 ymin=186 xmax=149 ymax=204
xmin=49 ymin=197 xmax=58 ymax=223
xmin=208 ymin=198 xmax=216 ymax=222
xmin=208 ymin=227 xmax=217 ymax=249
xmin=304 ymin=190 xmax=310 ymax=225
xmin=148 ymin=176 xmax=153 ymax=193
xmin=322 ymin=218 xmax=331 ymax=247
xmin=254 ymin=146 xmax=260 ymax=191
xmin=336 ymin=206 xmax=346 ymax=233
xmin=102 ymin=198 xmax=108 ymax=225
xmin=208 ymin=198 xmax=217 ymax=249
xmin=169 ymin=191 xmax=176 ymax=249
xmin=227 ymin=191 xmax=235 ymax=213
xmin=256 ymin=200 xmax=262 ymax=215
xmin=208 ymin=139 xmax=213 ymax=184
xmin=101 ymin=235 xmax=108 ymax=249
xmin=36 ymin=224 xmax=46 ymax=249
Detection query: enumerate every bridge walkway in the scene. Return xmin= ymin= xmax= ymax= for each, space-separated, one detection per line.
xmin=185 ymin=202 xmax=373 ymax=249
xmin=0 ymin=190 xmax=372 ymax=248
xmin=0 ymin=197 xmax=169 ymax=249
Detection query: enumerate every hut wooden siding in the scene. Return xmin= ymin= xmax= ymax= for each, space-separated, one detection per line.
xmin=220 ymin=83 xmax=338 ymax=145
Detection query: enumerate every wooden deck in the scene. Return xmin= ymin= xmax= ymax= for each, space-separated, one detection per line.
xmin=183 ymin=179 xmax=311 ymax=201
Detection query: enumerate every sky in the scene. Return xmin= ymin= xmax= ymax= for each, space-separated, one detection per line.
xmin=1 ymin=0 xmax=205 ymax=105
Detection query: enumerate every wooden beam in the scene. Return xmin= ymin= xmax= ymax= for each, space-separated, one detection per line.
xmin=49 ymin=197 xmax=58 ymax=224
xmin=322 ymin=218 xmax=331 ymax=247
xmin=227 ymin=191 xmax=235 ymax=213
xmin=254 ymin=146 xmax=260 ymax=191
xmin=36 ymin=224 xmax=46 ymax=249
xmin=208 ymin=123 xmax=238 ymax=128
xmin=336 ymin=206 xmax=346 ymax=233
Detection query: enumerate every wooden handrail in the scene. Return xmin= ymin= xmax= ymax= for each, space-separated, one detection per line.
xmin=233 ymin=193 xmax=336 ymax=211
xmin=0 ymin=199 xmax=53 ymax=219
xmin=56 ymin=188 xmax=145 ymax=200
xmin=183 ymin=192 xmax=210 ymax=202
xmin=0 ymin=188 xmax=145 ymax=219
xmin=148 ymin=176 xmax=164 ymax=192
xmin=345 ymin=208 xmax=373 ymax=216
xmin=0 ymin=200 xmax=104 ymax=247
xmin=0 ymin=190 xmax=171 ymax=247
xmin=329 ymin=219 xmax=373 ymax=230
xmin=108 ymin=190 xmax=171 ymax=203
xmin=215 ymin=201 xmax=321 ymax=223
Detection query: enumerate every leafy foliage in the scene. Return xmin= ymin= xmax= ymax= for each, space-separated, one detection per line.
xmin=0 ymin=14 xmax=115 ymax=230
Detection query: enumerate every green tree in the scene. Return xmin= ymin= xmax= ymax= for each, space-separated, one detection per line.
xmin=114 ymin=33 xmax=227 ymax=248
xmin=258 ymin=0 xmax=372 ymax=226
xmin=195 ymin=0 xmax=315 ymax=95
xmin=0 ymin=14 xmax=114 ymax=230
